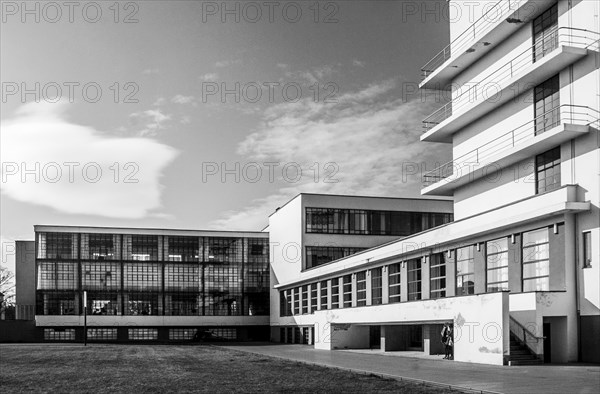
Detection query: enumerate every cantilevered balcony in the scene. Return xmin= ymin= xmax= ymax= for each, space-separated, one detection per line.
xmin=420 ymin=0 xmax=553 ymax=90
xmin=422 ymin=104 xmax=599 ymax=196
xmin=421 ymin=27 xmax=598 ymax=143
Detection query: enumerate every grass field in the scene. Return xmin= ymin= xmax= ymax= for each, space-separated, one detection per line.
xmin=0 ymin=344 xmax=460 ymax=393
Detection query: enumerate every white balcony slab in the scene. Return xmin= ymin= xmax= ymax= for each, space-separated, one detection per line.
xmin=420 ymin=0 xmax=549 ymax=90
xmin=421 ymin=123 xmax=591 ymax=196
xmin=422 ymin=45 xmax=588 ymax=143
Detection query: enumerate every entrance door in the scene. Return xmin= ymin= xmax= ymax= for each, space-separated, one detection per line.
xmin=369 ymin=326 xmax=381 ymax=349
xmin=543 ymin=323 xmax=551 ymax=363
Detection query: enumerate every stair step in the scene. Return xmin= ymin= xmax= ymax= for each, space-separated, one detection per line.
xmin=510 ymin=359 xmax=543 ymax=366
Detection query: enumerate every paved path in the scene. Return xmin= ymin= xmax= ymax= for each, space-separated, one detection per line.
xmin=217 ymin=344 xmax=600 ymax=394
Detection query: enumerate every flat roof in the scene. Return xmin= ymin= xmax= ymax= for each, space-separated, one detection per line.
xmin=34 ymin=225 xmax=268 ymax=238
xmin=268 ymin=192 xmax=453 ymax=217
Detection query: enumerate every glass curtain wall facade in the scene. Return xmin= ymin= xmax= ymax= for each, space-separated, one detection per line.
xmin=35 ymin=232 xmax=270 ymax=317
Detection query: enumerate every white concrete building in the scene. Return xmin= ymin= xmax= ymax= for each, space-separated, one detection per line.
xmin=268 ymin=0 xmax=599 ymax=365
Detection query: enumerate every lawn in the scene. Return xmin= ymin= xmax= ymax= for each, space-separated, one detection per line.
xmin=0 ymin=344 xmax=460 ymax=393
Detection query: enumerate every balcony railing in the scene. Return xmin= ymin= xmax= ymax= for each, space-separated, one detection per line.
xmin=422 ymin=27 xmax=600 ymax=131
xmin=421 ymin=0 xmax=522 ymax=79
xmin=422 ymin=104 xmax=600 ymax=187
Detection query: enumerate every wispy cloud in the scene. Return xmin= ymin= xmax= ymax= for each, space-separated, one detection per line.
xmin=142 ymin=68 xmax=160 ymax=75
xmin=130 ymin=108 xmax=172 ymax=136
xmin=199 ymin=73 xmax=219 ymax=81
xmin=171 ymin=95 xmax=196 ymax=105
xmin=215 ymin=59 xmax=242 ymax=68
xmin=210 ymin=80 xmax=449 ymax=230
xmin=1 ymin=101 xmax=178 ymax=219
xmin=352 ymin=59 xmax=366 ymax=68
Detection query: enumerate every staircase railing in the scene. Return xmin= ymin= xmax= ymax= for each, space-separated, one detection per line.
xmin=509 ymin=316 xmax=544 ymax=359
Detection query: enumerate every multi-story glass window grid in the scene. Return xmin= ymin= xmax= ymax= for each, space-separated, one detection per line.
xmin=305 ymin=246 xmax=367 ymax=269
xmin=536 ymin=147 xmax=561 ymax=194
xmin=342 ymin=275 xmax=352 ymax=307
xmin=38 ymin=232 xmax=76 ymax=259
xmin=293 ymin=287 xmax=300 ymax=315
xmin=534 ymin=75 xmax=560 ymax=135
xmin=310 ymin=284 xmax=318 ymax=313
xmin=87 ymin=292 xmax=119 ymax=315
xmin=371 ymin=267 xmax=382 ymax=305
xmin=407 ymin=259 xmax=422 ymax=301
xmin=37 ymin=262 xmax=78 ymax=290
xmin=533 ymin=2 xmax=558 ymax=62
xmin=82 ymin=262 xmax=120 ymax=290
xmin=305 ymin=208 xmax=452 ymax=236
xmin=301 ymin=285 xmax=309 ymax=314
xmin=166 ymin=236 xmax=200 ymax=262
xmin=583 ymin=231 xmax=592 ymax=268
xmin=430 ymin=253 xmax=447 ymax=299
xmin=86 ymin=234 xmax=116 ymax=260
xmin=128 ymin=328 xmax=158 ymax=340
xmin=331 ymin=278 xmax=340 ymax=309
xmin=456 ymin=246 xmax=475 ymax=295
xmin=206 ymin=237 xmax=243 ymax=263
xmin=87 ymin=328 xmax=117 ymax=341
xmin=320 ymin=280 xmax=328 ymax=309
xmin=388 ymin=263 xmax=401 ymax=303
xmin=245 ymin=238 xmax=270 ymax=316
xmin=204 ymin=262 xmax=242 ymax=316
xmin=487 ymin=237 xmax=509 ymax=292
xmin=127 ymin=235 xmax=159 ymax=261
xmin=124 ymin=263 xmax=161 ymax=291
xmin=37 ymin=292 xmax=77 ymax=315
xmin=125 ymin=292 xmax=159 ymax=315
xmin=165 ymin=263 xmax=200 ymax=316
xmin=356 ymin=271 xmax=367 ymax=306
xmin=522 ymin=228 xmax=550 ymax=291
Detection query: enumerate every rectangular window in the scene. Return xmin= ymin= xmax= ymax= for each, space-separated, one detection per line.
xmin=331 ymin=278 xmax=340 ymax=309
xmin=44 ymin=328 xmax=75 ymax=341
xmin=356 ymin=271 xmax=367 ymax=306
xmin=305 ymin=208 xmax=452 ymax=236
xmin=129 ymin=235 xmax=159 ymax=261
xmin=310 ymin=284 xmax=318 ymax=313
xmin=87 ymin=234 xmax=116 ymax=260
xmin=167 ymin=236 xmax=200 ymax=262
xmin=293 ymin=287 xmax=300 ymax=315
xmin=533 ymin=3 xmax=558 ymax=62
xmin=320 ymin=280 xmax=328 ymax=310
xmin=305 ymin=246 xmax=366 ymax=269
xmin=534 ymin=75 xmax=560 ymax=135
xmin=128 ymin=328 xmax=158 ymax=341
xmin=371 ymin=267 xmax=382 ymax=305
xmin=125 ymin=293 xmax=159 ymax=315
xmin=301 ymin=285 xmax=308 ymax=314
xmin=522 ymin=228 xmax=550 ymax=291
xmin=456 ymin=246 xmax=475 ymax=295
xmin=487 ymin=237 xmax=509 ymax=292
xmin=583 ymin=231 xmax=592 ymax=268
xmin=388 ymin=263 xmax=401 ymax=303
xmin=342 ymin=275 xmax=352 ymax=308
xmin=169 ymin=328 xmax=197 ymax=341
xmin=429 ymin=253 xmax=446 ymax=299
xmin=407 ymin=259 xmax=422 ymax=301
xmin=536 ymin=147 xmax=561 ymax=194
xmin=87 ymin=328 xmax=117 ymax=341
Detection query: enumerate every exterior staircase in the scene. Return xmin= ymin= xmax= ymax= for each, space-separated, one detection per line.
xmin=508 ymin=332 xmax=543 ymax=365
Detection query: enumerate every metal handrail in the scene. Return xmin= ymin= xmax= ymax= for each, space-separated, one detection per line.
xmin=509 ymin=316 xmax=545 ymax=341
xmin=422 ymin=104 xmax=599 ymax=187
xmin=422 ymin=27 xmax=600 ymax=131
xmin=421 ymin=0 xmax=523 ymax=78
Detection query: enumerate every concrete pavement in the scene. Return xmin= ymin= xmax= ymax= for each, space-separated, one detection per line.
xmin=217 ymin=343 xmax=600 ymax=394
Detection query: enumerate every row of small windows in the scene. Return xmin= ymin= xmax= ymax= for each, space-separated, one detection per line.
xmin=305 ymin=208 xmax=452 ymax=236
xmin=305 ymin=246 xmax=367 ymax=269
xmin=280 ymin=226 xmax=559 ymax=316
xmin=37 ymin=233 xmax=268 ymax=262
xmin=43 ymin=328 xmax=238 ymax=341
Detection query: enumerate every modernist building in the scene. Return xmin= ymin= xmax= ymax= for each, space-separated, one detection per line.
xmin=16 ymin=226 xmax=270 ymax=342
xmin=268 ymin=0 xmax=599 ymax=365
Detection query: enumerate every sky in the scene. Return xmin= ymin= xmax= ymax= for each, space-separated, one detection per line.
xmin=1 ymin=0 xmax=451 ymax=274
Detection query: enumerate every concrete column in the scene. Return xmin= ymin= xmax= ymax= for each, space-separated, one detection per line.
xmin=351 ymin=273 xmax=358 ymax=307
xmin=474 ymin=243 xmax=487 ymax=294
xmin=564 ymin=214 xmax=579 ymax=362
xmin=366 ymin=270 xmax=372 ymax=305
xmin=445 ymin=250 xmax=456 ymax=298
xmin=382 ymin=266 xmax=389 ymax=304
xmin=401 ymin=261 xmax=408 ymax=302
xmin=508 ymin=233 xmax=522 ymax=293
xmin=422 ymin=256 xmax=430 ymax=300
